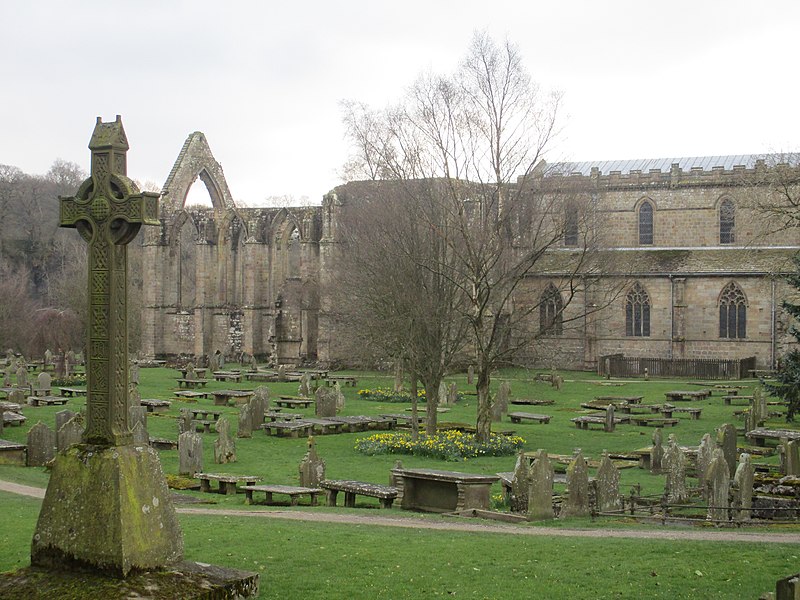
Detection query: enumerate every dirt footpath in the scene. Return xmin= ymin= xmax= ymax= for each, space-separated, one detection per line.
xmin=3 ymin=479 xmax=798 ymax=544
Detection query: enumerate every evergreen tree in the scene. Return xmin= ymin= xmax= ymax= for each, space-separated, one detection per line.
xmin=767 ymin=254 xmax=800 ymax=421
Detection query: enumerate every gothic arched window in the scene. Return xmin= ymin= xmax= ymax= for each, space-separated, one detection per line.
xmin=564 ymin=206 xmax=578 ymax=247
xmin=540 ymin=284 xmax=563 ymax=335
xmin=720 ymin=199 xmax=735 ymax=244
xmin=638 ymin=200 xmax=654 ymax=245
xmin=719 ymin=282 xmax=746 ymax=339
xmin=625 ymin=282 xmax=651 ymax=337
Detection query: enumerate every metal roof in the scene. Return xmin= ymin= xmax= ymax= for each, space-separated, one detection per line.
xmin=550 ymin=155 xmax=760 ymax=177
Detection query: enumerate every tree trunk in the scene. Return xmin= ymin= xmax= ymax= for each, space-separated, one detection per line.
xmin=410 ymin=371 xmax=419 ymax=441
xmin=424 ymin=379 xmax=440 ymax=437
xmin=475 ymin=365 xmax=492 ymax=443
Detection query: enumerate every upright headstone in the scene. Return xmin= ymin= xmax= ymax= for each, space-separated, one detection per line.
xmin=447 ymin=382 xmax=458 ymax=406
xmin=561 ymin=450 xmax=589 ymax=518
xmin=595 ymin=451 xmax=621 ymax=513
xmin=527 ymin=449 xmax=554 ymax=521
xmin=177 ymin=408 xmax=193 ymax=435
xmin=467 ymin=365 xmax=474 ymax=385
xmin=650 ymin=428 xmax=664 ymax=473
xmin=315 ymin=387 xmax=337 ymax=418
xmin=276 ymin=364 xmax=287 ymax=382
xmin=63 ymin=352 xmax=71 ymax=377
xmin=334 ymin=382 xmax=346 ymax=413
xmin=209 ymin=352 xmax=219 ymax=373
xmin=438 ymin=381 xmax=448 ymax=409
xmin=298 ymin=436 xmax=326 ymax=487
xmin=716 ymin=423 xmax=738 ymax=477
xmin=604 ymin=404 xmax=616 ymax=433
xmin=237 ymin=403 xmax=253 ymax=438
xmin=178 ymin=431 xmax=203 ymax=477
xmin=55 ymin=409 xmax=76 ymax=434
xmin=732 ymin=452 xmax=754 ymax=522
xmin=129 ymin=361 xmax=139 ymax=386
xmin=706 ymin=447 xmax=730 ymax=522
xmin=27 ymin=421 xmax=56 ymax=466
xmin=128 ymin=405 xmax=147 ymax=436
xmin=552 ymin=374 xmax=563 ymax=391
xmin=31 ymin=117 xmax=184 ymax=577
xmin=2 ymin=364 xmax=11 ymax=387
xmin=663 ymin=434 xmax=688 ymax=503
xmin=214 ymin=417 xmax=236 ymax=464
xmin=184 ymin=364 xmax=196 ymax=381
xmin=509 ymin=451 xmax=531 ymax=513
xmin=15 ymin=366 xmax=28 ymax=389
xmin=36 ymin=371 xmax=52 ymax=395
xmin=696 ymin=433 xmax=714 ymax=496
xmin=54 ymin=352 xmax=65 ymax=380
xmin=44 ymin=349 xmax=53 ymax=366
xmin=491 ymin=381 xmax=510 ymax=422
xmin=298 ymin=372 xmax=312 ymax=398
xmin=128 ymin=384 xmax=142 ymax=411
xmin=250 ymin=387 xmax=270 ymax=425
xmin=131 ymin=421 xmax=149 ymax=446
xmin=783 ymin=438 xmax=800 ymax=476
xmin=56 ymin=414 xmax=84 ymax=453
xmin=8 ymin=388 xmax=25 ymax=407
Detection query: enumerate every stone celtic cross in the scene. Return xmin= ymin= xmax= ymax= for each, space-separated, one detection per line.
xmin=60 ymin=116 xmax=159 ymax=446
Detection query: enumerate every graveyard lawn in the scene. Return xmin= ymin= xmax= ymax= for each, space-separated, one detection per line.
xmin=0 ymin=490 xmax=797 ymax=599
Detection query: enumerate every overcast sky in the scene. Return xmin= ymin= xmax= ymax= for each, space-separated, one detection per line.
xmin=2 ymin=1 xmax=799 ymax=207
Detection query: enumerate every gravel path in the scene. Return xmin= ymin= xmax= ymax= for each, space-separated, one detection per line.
xmin=3 ymin=479 xmax=798 ymax=544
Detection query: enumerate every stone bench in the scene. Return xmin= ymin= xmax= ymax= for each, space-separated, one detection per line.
xmin=58 ymin=387 xmax=87 ymax=397
xmin=325 ymin=376 xmax=357 ymax=387
xmin=509 ymin=398 xmax=554 ymax=406
xmin=723 ymin=395 xmax=754 ymax=406
xmin=244 ymin=372 xmax=277 ymax=382
xmin=192 ymin=420 xmax=217 ymax=434
xmin=629 ymin=416 xmax=679 ymax=427
xmin=508 ymin=412 xmax=551 ymax=424
xmin=176 ymin=378 xmax=209 ymax=389
xmin=660 ymin=406 xmax=702 ymax=419
xmin=302 ymin=418 xmax=345 ymax=435
xmin=261 ymin=421 xmax=314 ymax=438
xmin=27 ymin=396 xmax=69 ymax=407
xmin=320 ymin=479 xmax=398 ymax=509
xmin=664 ymin=390 xmax=710 ymax=402
xmin=570 ymin=416 xmax=607 ymax=430
xmin=195 ymin=473 xmax=262 ymax=495
xmin=140 ymin=398 xmax=171 ymax=412
xmin=173 ymin=390 xmax=209 ymax=401
xmin=274 ymin=397 xmax=314 ymax=409
xmin=745 ymin=428 xmax=800 ymax=447
xmin=2 ymin=411 xmax=26 ymax=427
xmin=242 ymin=484 xmax=323 ymax=506
xmin=213 ymin=371 xmax=242 ymax=382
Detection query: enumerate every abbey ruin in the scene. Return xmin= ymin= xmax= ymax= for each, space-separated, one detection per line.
xmin=141 ymin=133 xmax=799 ymax=371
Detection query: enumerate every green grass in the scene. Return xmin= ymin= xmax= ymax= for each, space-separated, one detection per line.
xmin=1 ymin=366 xmax=799 ymax=597
xmin=0 ymin=491 xmax=797 ymax=599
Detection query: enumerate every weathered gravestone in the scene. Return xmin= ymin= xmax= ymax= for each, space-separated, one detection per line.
xmin=237 ymin=403 xmax=254 ymax=438
xmin=128 ymin=405 xmax=148 ymax=446
xmin=298 ymin=372 xmax=312 ymax=398
xmin=56 ymin=414 xmax=84 ymax=453
xmin=733 ymin=452 xmax=754 ymax=522
xmin=15 ymin=366 xmax=27 ymax=389
xmin=706 ymin=447 xmax=730 ymax=522
xmin=438 ymin=381 xmax=448 ymax=408
xmin=54 ymin=352 xmax=65 ymax=380
xmin=650 ymin=428 xmax=664 ymax=473
xmin=447 ymin=382 xmax=458 ymax=407
xmin=35 ymin=372 xmax=51 ymax=395
xmin=298 ymin=436 xmax=326 ymax=487
xmin=781 ymin=438 xmax=800 ymax=476
xmin=276 ymin=364 xmax=287 ymax=382
xmin=8 ymin=389 xmax=25 ymax=408
xmin=17 ymin=118 xmax=257 ymax=597
xmin=716 ymin=422 xmax=738 ymax=478
xmin=595 ymin=451 xmax=621 ymax=513
xmin=130 ymin=421 xmax=149 ymax=447
xmin=509 ymin=451 xmax=531 ymax=513
xmin=184 ymin=364 xmax=196 ymax=381
xmin=527 ymin=449 xmax=554 ymax=521
xmin=604 ymin=404 xmax=616 ymax=433
xmin=2 ymin=365 xmax=11 ymax=387
xmin=250 ymin=386 xmax=270 ymax=425
xmin=662 ymin=434 xmax=688 ymax=503
xmin=177 ymin=408 xmax=193 ymax=435
xmin=334 ymin=381 xmax=345 ymax=413
xmin=54 ymin=409 xmax=76 ymax=434
xmin=696 ymin=433 xmax=714 ymax=496
xmin=178 ymin=431 xmax=203 ymax=477
xmin=467 ymin=365 xmax=474 ymax=385
xmin=315 ymin=387 xmax=337 ymax=418
xmin=491 ymin=382 xmax=510 ymax=422
xmin=27 ymin=422 xmax=56 ymax=467
xmin=44 ymin=349 xmax=52 ymax=366
xmin=561 ymin=449 xmax=589 ymax=518
xmin=214 ymin=417 xmax=236 ymax=464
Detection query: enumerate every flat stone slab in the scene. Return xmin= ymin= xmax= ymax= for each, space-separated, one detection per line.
xmin=0 ymin=562 xmax=258 ymax=599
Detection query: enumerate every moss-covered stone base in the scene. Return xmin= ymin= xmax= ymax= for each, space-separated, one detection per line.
xmin=0 ymin=561 xmax=259 ymax=599
xmin=31 ymin=444 xmax=183 ymax=576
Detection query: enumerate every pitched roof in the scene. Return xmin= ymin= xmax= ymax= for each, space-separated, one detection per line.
xmin=551 ymin=155 xmax=760 ymax=177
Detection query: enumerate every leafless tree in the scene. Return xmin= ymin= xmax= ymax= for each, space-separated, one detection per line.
xmin=342 ymin=32 xmax=615 ymax=441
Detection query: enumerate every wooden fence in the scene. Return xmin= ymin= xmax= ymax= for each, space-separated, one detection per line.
xmin=597 ymin=354 xmax=757 ymax=380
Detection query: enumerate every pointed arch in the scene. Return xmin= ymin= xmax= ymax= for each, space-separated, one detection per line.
xmin=160 ymin=132 xmax=236 ymax=212
xmin=637 ymin=198 xmax=654 ymax=245
xmin=539 ymin=283 xmax=563 ymax=335
xmin=625 ymin=281 xmax=651 ymax=337
xmin=719 ymin=197 xmax=735 ymax=244
xmin=719 ymin=281 xmax=747 ymax=339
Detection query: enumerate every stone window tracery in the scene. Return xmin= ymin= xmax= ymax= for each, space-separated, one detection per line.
xmin=638 ymin=200 xmax=654 ymax=245
xmin=540 ymin=284 xmax=563 ymax=335
xmin=625 ymin=282 xmax=650 ymax=337
xmin=720 ymin=199 xmax=735 ymax=244
xmin=719 ymin=282 xmax=746 ymax=339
